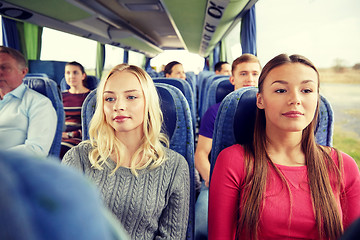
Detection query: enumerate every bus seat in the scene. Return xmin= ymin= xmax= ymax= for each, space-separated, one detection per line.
xmin=25 ymin=73 xmax=49 ymax=78
xmin=203 ymin=77 xmax=233 ymax=116
xmin=197 ymin=71 xmax=214 ymax=110
xmin=153 ymin=77 xmax=196 ymax=133
xmin=23 ymin=77 xmax=65 ymax=158
xmin=315 ymin=95 xmax=334 ymax=146
xmin=155 ymin=83 xmax=195 ymax=240
xmin=28 ymin=60 xmax=67 ymax=86
xmin=81 ymin=84 xmax=195 ymax=239
xmin=0 ymin=150 xmax=130 ymax=240
xmin=185 ymin=71 xmax=197 ymax=99
xmin=197 ymin=70 xmax=213 ymax=90
xmin=146 ymin=70 xmax=159 ymax=78
xmin=199 ymin=75 xmax=227 ymax=118
xmin=209 ymin=87 xmax=334 ymax=178
xmin=81 ymin=89 xmax=97 ymax=141
xmin=60 ymin=75 xmax=99 ymax=92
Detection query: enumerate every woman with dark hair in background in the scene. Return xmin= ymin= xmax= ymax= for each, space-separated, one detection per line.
xmin=60 ymin=61 xmax=90 ymax=158
xmin=164 ymin=61 xmax=186 ymax=80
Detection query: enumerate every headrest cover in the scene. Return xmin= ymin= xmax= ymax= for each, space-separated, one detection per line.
xmin=156 ymin=85 xmax=176 ymax=139
xmin=233 ymin=88 xmax=258 ymax=145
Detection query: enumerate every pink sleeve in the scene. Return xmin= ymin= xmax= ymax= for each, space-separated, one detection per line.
xmin=339 ymin=151 xmax=360 ymax=229
xmin=208 ymin=145 xmax=245 ymax=240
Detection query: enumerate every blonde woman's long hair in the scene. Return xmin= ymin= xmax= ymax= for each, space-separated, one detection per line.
xmin=88 ymin=64 xmax=169 ymax=175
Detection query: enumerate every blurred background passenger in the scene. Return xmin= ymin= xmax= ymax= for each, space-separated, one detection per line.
xmin=164 ymin=61 xmax=186 ymax=80
xmin=0 ymin=46 xmax=56 ymax=157
xmin=214 ymin=61 xmax=231 ymax=75
xmin=60 ymin=61 xmax=90 ymax=158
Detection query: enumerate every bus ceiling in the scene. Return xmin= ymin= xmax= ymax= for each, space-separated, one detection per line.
xmin=0 ymin=0 xmax=258 ymax=58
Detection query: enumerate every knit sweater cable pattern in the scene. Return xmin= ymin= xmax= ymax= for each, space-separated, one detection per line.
xmin=62 ymin=142 xmax=190 ymax=239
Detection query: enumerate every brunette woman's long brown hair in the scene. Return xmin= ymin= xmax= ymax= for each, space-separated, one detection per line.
xmin=237 ymin=54 xmax=343 ymax=240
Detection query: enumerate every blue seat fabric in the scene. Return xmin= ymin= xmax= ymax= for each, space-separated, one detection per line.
xmin=155 ymin=83 xmax=195 ymax=240
xmin=204 ymin=77 xmax=233 ymax=115
xmin=153 ymin=77 xmax=196 ymax=134
xmin=23 ymin=77 xmax=65 ymax=158
xmin=81 ymin=89 xmax=97 ymax=141
xmin=28 ymin=60 xmax=67 ymax=86
xmin=199 ymin=75 xmax=228 ymax=118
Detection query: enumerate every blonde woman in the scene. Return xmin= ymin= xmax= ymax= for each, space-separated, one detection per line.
xmin=62 ymin=64 xmax=190 ymax=239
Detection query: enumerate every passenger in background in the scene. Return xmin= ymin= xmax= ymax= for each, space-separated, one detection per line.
xmin=60 ymin=61 xmax=90 ymax=158
xmin=62 ymin=64 xmax=190 ymax=239
xmin=0 ymin=46 xmax=57 ymax=157
xmin=164 ymin=61 xmax=186 ymax=80
xmin=214 ymin=61 xmax=231 ymax=75
xmin=194 ymin=54 xmax=261 ymax=240
xmin=209 ymin=54 xmax=360 ymax=239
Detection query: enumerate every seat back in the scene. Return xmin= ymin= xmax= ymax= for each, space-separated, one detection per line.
xmin=60 ymin=75 xmax=99 ymax=92
xmin=199 ymin=75 xmax=229 ymax=118
xmin=153 ymin=77 xmax=196 ymax=133
xmin=204 ymin=77 xmax=233 ymax=114
xmin=81 ymin=85 xmax=195 ymax=239
xmin=210 ymin=87 xmax=334 ymax=178
xmin=185 ymin=71 xmax=197 ymax=99
xmin=197 ymin=71 xmax=214 ymax=111
xmin=23 ymin=77 xmax=65 ymax=158
xmin=155 ymin=83 xmax=195 ymax=240
xmin=28 ymin=60 xmax=67 ymax=86
xmin=146 ymin=70 xmax=160 ymax=78
xmin=81 ymin=89 xmax=97 ymax=141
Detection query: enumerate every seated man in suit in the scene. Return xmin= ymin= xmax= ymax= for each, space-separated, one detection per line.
xmin=0 ymin=46 xmax=57 ymax=157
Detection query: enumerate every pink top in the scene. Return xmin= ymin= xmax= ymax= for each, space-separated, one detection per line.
xmin=208 ymin=144 xmax=360 ymax=240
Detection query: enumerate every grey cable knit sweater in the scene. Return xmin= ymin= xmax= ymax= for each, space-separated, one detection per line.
xmin=62 ymin=142 xmax=190 ymax=240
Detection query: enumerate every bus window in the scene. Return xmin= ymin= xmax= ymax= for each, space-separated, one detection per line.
xmin=41 ymin=28 xmax=96 ymax=71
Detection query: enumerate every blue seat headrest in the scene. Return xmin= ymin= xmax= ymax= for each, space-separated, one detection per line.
xmin=216 ymin=80 xmax=233 ymax=103
xmin=233 ymin=88 xmax=257 ymax=145
xmin=156 ymin=86 xmax=176 ymax=139
xmin=24 ymin=78 xmax=47 ymax=96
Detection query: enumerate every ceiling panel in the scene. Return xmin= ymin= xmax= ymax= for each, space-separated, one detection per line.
xmin=1 ymin=0 xmax=258 ymax=57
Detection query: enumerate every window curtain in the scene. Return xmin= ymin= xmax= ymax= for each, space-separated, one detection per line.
xmin=23 ymin=22 xmax=42 ymax=60
xmin=212 ymin=43 xmax=220 ymax=70
xmin=208 ymin=51 xmax=214 ymax=71
xmin=144 ymin=57 xmax=152 ymax=72
xmin=220 ymin=39 xmax=227 ymax=62
xmin=123 ymin=50 xmax=129 ymax=63
xmin=2 ymin=17 xmax=21 ymax=51
xmin=203 ymin=57 xmax=210 ymax=71
xmin=240 ymin=5 xmax=257 ymax=55
xmin=96 ymin=42 xmax=105 ymax=79
xmin=2 ymin=17 xmax=42 ymax=61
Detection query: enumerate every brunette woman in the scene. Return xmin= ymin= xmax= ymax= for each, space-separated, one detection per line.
xmin=208 ymin=54 xmax=360 ymax=240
